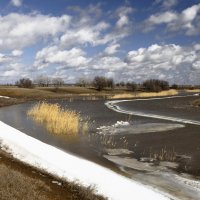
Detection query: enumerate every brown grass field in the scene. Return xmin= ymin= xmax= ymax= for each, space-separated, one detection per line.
xmin=0 ymin=86 xmax=179 ymax=101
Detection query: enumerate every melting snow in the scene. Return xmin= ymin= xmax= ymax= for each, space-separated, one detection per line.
xmin=0 ymin=95 xmax=10 ymax=99
xmin=105 ymin=98 xmax=200 ymax=126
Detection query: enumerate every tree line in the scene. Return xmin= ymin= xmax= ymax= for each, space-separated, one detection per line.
xmin=76 ymin=76 xmax=170 ymax=92
xmin=15 ymin=76 xmax=64 ymax=88
xmin=16 ymin=75 xmax=195 ymax=93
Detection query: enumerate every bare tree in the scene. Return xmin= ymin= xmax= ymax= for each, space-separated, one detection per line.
xmin=107 ymin=78 xmax=114 ymax=89
xmin=34 ymin=76 xmax=51 ymax=87
xmin=143 ymin=79 xmax=169 ymax=92
xmin=126 ymin=82 xmax=138 ymax=91
xmin=76 ymin=77 xmax=91 ymax=87
xmin=93 ymin=76 xmax=107 ymax=91
xmin=15 ymin=78 xmax=34 ymax=88
xmin=52 ymin=78 xmax=65 ymax=87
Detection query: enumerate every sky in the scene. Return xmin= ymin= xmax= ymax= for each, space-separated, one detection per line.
xmin=0 ymin=0 xmax=200 ymax=85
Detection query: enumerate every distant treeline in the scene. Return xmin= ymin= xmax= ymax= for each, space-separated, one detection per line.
xmin=13 ymin=75 xmax=200 ymax=92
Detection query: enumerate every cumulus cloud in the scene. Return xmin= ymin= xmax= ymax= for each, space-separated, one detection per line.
xmin=59 ymin=6 xmax=132 ymax=48
xmin=33 ymin=43 xmax=200 ymax=85
xmin=12 ymin=50 xmax=23 ymax=56
xmin=91 ymin=56 xmax=127 ymax=71
xmin=0 ymin=4 xmax=133 ymax=52
xmin=34 ymin=46 xmax=90 ymax=69
xmin=154 ymin=0 xmax=178 ymax=9
xmin=55 ymin=4 xmax=133 ymax=49
xmin=115 ymin=6 xmax=133 ymax=28
xmin=0 ymin=13 xmax=71 ymax=50
xmin=0 ymin=53 xmax=11 ymax=64
xmin=145 ymin=3 xmax=200 ymax=35
xmin=11 ymin=0 xmax=22 ymax=7
xmin=125 ymin=44 xmax=200 ymax=84
xmin=0 ymin=51 xmax=26 ymax=83
xmin=60 ymin=22 xmax=110 ymax=47
xmin=104 ymin=43 xmax=120 ymax=55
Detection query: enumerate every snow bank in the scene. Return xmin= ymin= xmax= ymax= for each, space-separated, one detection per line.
xmin=0 ymin=121 xmax=172 ymax=200
xmin=0 ymin=95 xmax=10 ymax=99
xmin=105 ymin=97 xmax=200 ymax=126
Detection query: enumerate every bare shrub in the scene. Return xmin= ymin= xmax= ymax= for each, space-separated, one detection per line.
xmin=15 ymin=78 xmax=34 ymax=88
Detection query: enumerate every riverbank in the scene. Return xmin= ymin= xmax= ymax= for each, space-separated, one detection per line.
xmin=0 ymin=121 xmax=171 ymax=200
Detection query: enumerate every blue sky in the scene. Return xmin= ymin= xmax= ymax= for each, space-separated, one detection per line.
xmin=0 ymin=0 xmax=200 ymax=84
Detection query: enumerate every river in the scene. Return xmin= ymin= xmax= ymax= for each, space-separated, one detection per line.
xmin=0 ymin=95 xmax=199 ymax=200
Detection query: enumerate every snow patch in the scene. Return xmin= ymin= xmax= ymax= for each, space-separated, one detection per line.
xmin=174 ymin=175 xmax=200 ymax=192
xmin=105 ymin=148 xmax=133 ymax=156
xmin=97 ymin=122 xmax=184 ymax=135
xmin=0 ymin=95 xmax=10 ymax=99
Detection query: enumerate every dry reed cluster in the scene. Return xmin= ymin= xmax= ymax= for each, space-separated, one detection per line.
xmin=185 ymin=89 xmax=200 ymax=93
xmin=150 ymin=148 xmax=176 ymax=162
xmin=27 ymin=102 xmax=81 ymax=136
xmin=111 ymin=89 xmax=178 ymax=99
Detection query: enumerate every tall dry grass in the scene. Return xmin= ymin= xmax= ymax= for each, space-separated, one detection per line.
xmin=111 ymin=89 xmax=178 ymax=99
xmin=149 ymin=148 xmax=177 ymax=162
xmin=185 ymin=89 xmax=200 ymax=93
xmin=0 ymin=164 xmax=51 ymax=200
xmin=28 ymin=102 xmax=82 ymax=137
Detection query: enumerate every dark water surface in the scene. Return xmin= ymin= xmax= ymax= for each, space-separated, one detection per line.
xmin=117 ymin=96 xmax=200 ymax=121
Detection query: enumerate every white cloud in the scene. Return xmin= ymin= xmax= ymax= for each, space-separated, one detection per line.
xmin=104 ymin=43 xmax=120 ymax=55
xmin=162 ymin=0 xmax=178 ymax=8
xmin=60 ymin=22 xmax=110 ymax=47
xmin=91 ymin=56 xmax=127 ymax=71
xmin=125 ymin=44 xmax=200 ymax=84
xmin=33 ymin=42 xmax=200 ymax=85
xmin=0 ymin=53 xmax=11 ymax=64
xmin=116 ymin=15 xmax=129 ymax=28
xmin=154 ymin=0 xmax=178 ymax=9
xmin=147 ymin=12 xmax=177 ymax=25
xmin=0 ymin=5 xmax=132 ymax=52
xmin=34 ymin=46 xmax=90 ymax=69
xmin=12 ymin=50 xmax=23 ymax=56
xmin=11 ymin=0 xmax=22 ymax=7
xmin=0 ymin=13 xmax=71 ymax=50
xmin=145 ymin=3 xmax=200 ymax=35
xmin=116 ymin=6 xmax=133 ymax=28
